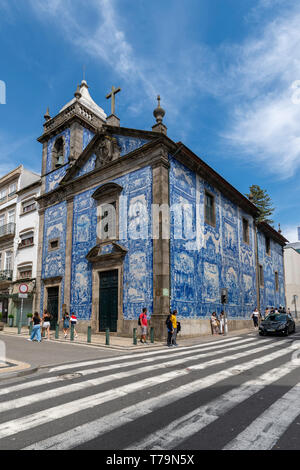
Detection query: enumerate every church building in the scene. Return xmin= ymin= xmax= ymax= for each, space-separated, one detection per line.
xmin=35 ymin=80 xmax=287 ymax=338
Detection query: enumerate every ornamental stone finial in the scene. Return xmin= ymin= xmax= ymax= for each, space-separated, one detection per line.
xmin=278 ymin=223 xmax=282 ymax=234
xmin=44 ymin=107 xmax=51 ymax=121
xmin=74 ymin=84 xmax=82 ymax=100
xmin=152 ymin=95 xmax=167 ymax=135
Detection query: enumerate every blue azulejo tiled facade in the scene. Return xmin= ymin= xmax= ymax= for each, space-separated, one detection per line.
xmin=257 ymin=230 xmax=285 ymax=312
xmin=45 ymin=129 xmax=70 ymax=193
xmin=169 ymin=157 xmax=258 ymax=321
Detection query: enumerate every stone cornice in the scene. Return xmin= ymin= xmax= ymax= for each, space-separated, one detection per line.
xmin=37 ymin=102 xmax=106 ymax=143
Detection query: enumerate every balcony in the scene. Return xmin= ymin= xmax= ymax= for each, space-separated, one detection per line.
xmin=0 ymin=223 xmax=15 ymax=240
xmin=0 ymin=270 xmax=13 ymax=282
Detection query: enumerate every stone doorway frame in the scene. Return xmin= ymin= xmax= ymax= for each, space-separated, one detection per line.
xmin=42 ymin=276 xmax=62 ymax=321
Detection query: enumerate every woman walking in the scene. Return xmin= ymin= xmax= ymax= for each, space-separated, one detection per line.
xmin=63 ymin=312 xmax=70 ymax=339
xmin=28 ymin=312 xmax=42 ymax=343
xmin=211 ymin=312 xmax=219 ymax=335
xmin=70 ymin=312 xmax=78 ymax=338
xmin=42 ymin=310 xmax=52 ymax=341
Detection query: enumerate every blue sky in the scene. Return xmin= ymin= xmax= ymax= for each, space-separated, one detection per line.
xmin=1 ymin=0 xmax=300 ymax=241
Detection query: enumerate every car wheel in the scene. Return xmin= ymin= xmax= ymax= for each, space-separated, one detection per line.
xmin=259 ymin=331 xmax=265 ymax=336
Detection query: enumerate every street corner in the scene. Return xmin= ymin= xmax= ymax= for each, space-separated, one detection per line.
xmin=0 ymin=358 xmax=32 ymax=379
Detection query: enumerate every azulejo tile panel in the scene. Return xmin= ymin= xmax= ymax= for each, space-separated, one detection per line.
xmin=169 ymin=156 xmax=258 ymax=320
xmin=70 ymin=166 xmax=153 ymax=321
xmin=40 ymin=202 xmax=67 ymax=315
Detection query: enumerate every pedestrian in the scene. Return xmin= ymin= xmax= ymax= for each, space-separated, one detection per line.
xmin=138 ymin=308 xmax=148 ymax=344
xmin=251 ymin=308 xmax=260 ymax=328
xmin=42 ymin=310 xmax=52 ymax=341
xmin=211 ymin=312 xmax=219 ymax=335
xmin=170 ymin=310 xmax=178 ymax=347
xmin=28 ymin=312 xmax=42 ymax=343
xmin=287 ymin=308 xmax=292 ymax=317
xmin=264 ymin=307 xmax=270 ymax=320
xmin=219 ymin=311 xmax=225 ymax=335
xmin=166 ymin=312 xmax=174 ymax=347
xmin=70 ymin=312 xmax=78 ymax=338
xmin=63 ymin=312 xmax=70 ymax=339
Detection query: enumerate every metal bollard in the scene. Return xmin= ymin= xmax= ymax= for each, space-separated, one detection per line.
xmin=70 ymin=323 xmax=74 ymax=341
xmin=133 ymin=328 xmax=137 ymax=345
xmin=87 ymin=326 xmax=92 ymax=343
xmin=150 ymin=327 xmax=154 ymax=344
xmin=55 ymin=323 xmax=59 ymax=339
xmin=106 ymin=328 xmax=110 ymax=346
xmin=18 ymin=322 xmax=22 ymax=335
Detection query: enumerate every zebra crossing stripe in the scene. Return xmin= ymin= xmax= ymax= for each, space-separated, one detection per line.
xmin=223 ymin=383 xmax=300 ymax=450
xmin=48 ymin=336 xmax=243 ymax=373
xmin=0 ymin=337 xmax=256 ymax=398
xmin=0 ymin=338 xmax=264 ymax=413
xmin=127 ymin=347 xmax=300 ymax=450
xmin=23 ymin=340 xmax=297 ymax=450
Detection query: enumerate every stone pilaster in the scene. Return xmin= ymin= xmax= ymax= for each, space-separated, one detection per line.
xmin=41 ymin=142 xmax=48 ymax=194
xmin=151 ymin=152 xmax=170 ymax=340
xmin=34 ymin=209 xmax=45 ymax=313
xmin=64 ymin=197 xmax=74 ymax=311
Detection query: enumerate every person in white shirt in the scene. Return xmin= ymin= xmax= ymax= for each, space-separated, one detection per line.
xmin=251 ymin=308 xmax=260 ymax=328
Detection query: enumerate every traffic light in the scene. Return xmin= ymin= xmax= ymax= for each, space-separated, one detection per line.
xmin=221 ymin=288 xmax=228 ymax=305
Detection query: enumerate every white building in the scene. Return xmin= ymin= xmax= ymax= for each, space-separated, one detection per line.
xmin=0 ymin=166 xmax=40 ymax=325
xmin=284 ymin=242 xmax=300 ymax=318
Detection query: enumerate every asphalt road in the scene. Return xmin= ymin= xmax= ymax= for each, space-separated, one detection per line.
xmin=0 ymin=331 xmax=300 ymax=450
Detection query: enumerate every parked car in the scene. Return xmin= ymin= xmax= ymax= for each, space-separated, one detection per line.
xmin=259 ymin=314 xmax=296 ymax=336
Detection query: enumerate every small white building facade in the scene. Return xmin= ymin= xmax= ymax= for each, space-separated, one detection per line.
xmin=284 ymin=242 xmax=300 ymax=318
xmin=0 ymin=166 xmax=40 ymax=325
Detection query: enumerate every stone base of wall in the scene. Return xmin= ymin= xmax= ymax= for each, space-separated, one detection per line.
xmin=73 ymin=318 xmax=254 ymax=340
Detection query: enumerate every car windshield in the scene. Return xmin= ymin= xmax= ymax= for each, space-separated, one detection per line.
xmin=265 ymin=314 xmax=287 ymax=322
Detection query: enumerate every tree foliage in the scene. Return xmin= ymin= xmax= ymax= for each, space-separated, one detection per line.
xmin=246 ymin=185 xmax=275 ymax=225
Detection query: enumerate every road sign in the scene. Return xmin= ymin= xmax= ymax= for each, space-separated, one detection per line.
xmin=19 ymin=284 xmax=29 ymax=294
xmin=18 ymin=293 xmax=28 ymax=299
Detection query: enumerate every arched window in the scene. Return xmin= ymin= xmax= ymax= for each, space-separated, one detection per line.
xmin=52 ymin=137 xmax=65 ymax=170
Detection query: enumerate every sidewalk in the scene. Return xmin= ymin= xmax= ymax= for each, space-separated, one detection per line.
xmin=0 ymin=324 xmax=260 ymax=350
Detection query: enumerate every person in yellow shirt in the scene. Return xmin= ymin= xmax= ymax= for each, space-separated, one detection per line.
xmin=170 ymin=310 xmax=178 ymax=347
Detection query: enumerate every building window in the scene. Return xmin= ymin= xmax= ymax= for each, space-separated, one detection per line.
xmin=204 ymin=191 xmax=216 ymax=227
xmin=19 ymin=232 xmax=34 ymax=249
xmin=5 ymin=251 xmax=12 ymax=272
xmin=8 ymin=210 xmax=15 ymax=225
xmin=98 ymin=201 xmax=117 ymax=240
xmin=52 ymin=137 xmax=65 ymax=170
xmin=259 ymin=264 xmax=264 ymax=287
xmin=275 ymin=271 xmax=279 ymax=292
xmin=18 ymin=268 xmax=32 ymax=280
xmin=0 ymin=214 xmax=4 ymax=227
xmin=49 ymin=238 xmax=60 ymax=251
xmin=8 ymin=183 xmax=17 ymax=196
xmin=22 ymin=199 xmax=36 ymax=214
xmin=266 ymin=236 xmax=271 ymax=256
xmin=242 ymin=218 xmax=250 ymax=244
xmin=0 ymin=188 xmax=7 ymax=203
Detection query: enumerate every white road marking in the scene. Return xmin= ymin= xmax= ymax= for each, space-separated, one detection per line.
xmin=48 ymin=336 xmax=243 ymax=372
xmin=223 ymin=383 xmax=300 ymax=450
xmin=23 ymin=341 xmax=297 ymax=450
xmin=127 ymin=347 xmax=300 ymax=450
xmin=0 ymin=337 xmax=256 ymax=397
xmin=0 ymin=338 xmax=265 ymax=413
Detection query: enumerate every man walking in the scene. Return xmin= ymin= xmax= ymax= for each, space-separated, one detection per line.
xmin=170 ymin=309 xmax=178 ymax=347
xmin=139 ymin=308 xmax=148 ymax=344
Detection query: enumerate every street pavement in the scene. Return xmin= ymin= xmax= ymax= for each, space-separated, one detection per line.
xmin=0 ymin=330 xmax=300 ymax=450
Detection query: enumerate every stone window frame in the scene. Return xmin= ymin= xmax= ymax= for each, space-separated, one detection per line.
xmin=17 ymin=262 xmax=33 ymax=280
xmin=265 ymin=236 xmax=271 ymax=256
xmin=92 ymin=183 xmax=123 ymax=244
xmin=242 ymin=217 xmax=250 ymax=245
xmin=204 ymin=190 xmax=216 ymax=227
xmin=259 ymin=264 xmax=264 ymax=288
xmin=52 ymin=136 xmax=65 ymax=171
xmin=18 ymin=230 xmax=35 ymax=249
xmin=48 ymin=238 xmax=60 ymax=252
xmin=275 ymin=271 xmax=279 ymax=292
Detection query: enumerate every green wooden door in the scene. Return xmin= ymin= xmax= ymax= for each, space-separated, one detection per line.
xmin=99 ymin=270 xmax=118 ymax=332
xmin=47 ymin=287 xmax=59 ymax=330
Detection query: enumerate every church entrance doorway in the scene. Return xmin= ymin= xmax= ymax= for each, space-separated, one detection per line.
xmin=99 ymin=270 xmax=118 ymax=332
xmin=47 ymin=286 xmax=59 ymax=330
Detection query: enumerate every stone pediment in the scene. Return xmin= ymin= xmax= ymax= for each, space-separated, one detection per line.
xmin=86 ymin=242 xmax=128 ymax=263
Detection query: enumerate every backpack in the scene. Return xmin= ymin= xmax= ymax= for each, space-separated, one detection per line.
xmin=138 ymin=315 xmax=142 ymax=326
